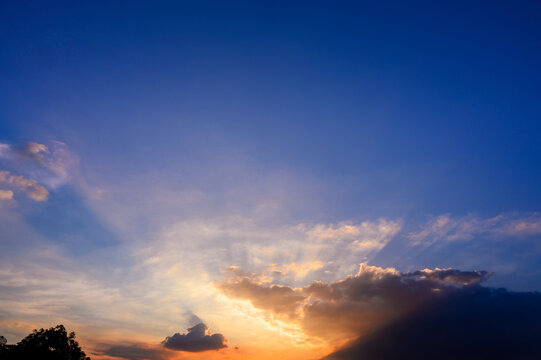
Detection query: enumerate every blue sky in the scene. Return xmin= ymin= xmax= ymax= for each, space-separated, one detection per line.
xmin=2 ymin=1 xmax=540 ymax=218
xmin=1 ymin=1 xmax=540 ymax=359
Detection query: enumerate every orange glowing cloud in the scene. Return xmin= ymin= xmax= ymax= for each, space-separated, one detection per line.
xmin=217 ymin=264 xmax=488 ymax=345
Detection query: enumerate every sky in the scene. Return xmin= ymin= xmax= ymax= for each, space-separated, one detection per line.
xmin=1 ymin=1 xmax=541 ymax=359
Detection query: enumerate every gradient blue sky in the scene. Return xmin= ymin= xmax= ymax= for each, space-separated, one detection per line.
xmin=1 ymin=1 xmax=540 ymax=359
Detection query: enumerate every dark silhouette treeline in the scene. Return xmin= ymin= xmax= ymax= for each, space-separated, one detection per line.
xmin=0 ymin=325 xmax=90 ymax=360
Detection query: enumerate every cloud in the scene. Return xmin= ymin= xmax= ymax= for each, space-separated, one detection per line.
xmin=409 ymin=213 xmax=541 ymax=247
xmin=0 ymin=144 xmax=11 ymax=158
xmin=0 ymin=141 xmax=77 ymax=189
xmin=1 ymin=141 xmax=50 ymax=162
xmin=217 ymin=264 xmax=488 ymax=343
xmin=95 ymin=343 xmax=170 ymax=360
xmin=218 ymin=278 xmax=305 ymax=320
xmin=162 ymin=323 xmax=227 ymax=352
xmin=0 ymin=189 xmax=14 ymax=201
xmin=39 ymin=141 xmax=77 ymax=188
xmin=144 ymin=216 xmax=403 ymax=301
xmin=20 ymin=142 xmax=49 ymax=161
xmin=279 ymin=261 xmax=325 ymax=278
xmin=0 ymin=142 xmax=46 ymax=162
xmin=0 ymin=171 xmax=49 ymax=201
xmin=323 ymin=286 xmax=541 ymax=360
xmin=305 ymin=220 xmax=401 ymax=252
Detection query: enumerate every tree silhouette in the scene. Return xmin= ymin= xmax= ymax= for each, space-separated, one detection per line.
xmin=0 ymin=325 xmax=90 ymax=360
xmin=0 ymin=335 xmax=8 ymax=357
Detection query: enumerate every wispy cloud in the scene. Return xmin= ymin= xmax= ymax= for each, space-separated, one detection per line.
xmin=408 ymin=213 xmax=541 ymax=247
xmin=150 ymin=217 xmax=402 ymax=287
xmin=0 ymin=141 xmax=77 ymax=190
xmin=19 ymin=142 xmax=49 ymax=161
xmin=305 ymin=220 xmax=401 ymax=251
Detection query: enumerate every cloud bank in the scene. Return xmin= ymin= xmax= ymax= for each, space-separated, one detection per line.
xmin=219 ymin=264 xmax=541 ymax=359
xmin=218 ymin=264 xmax=488 ymax=343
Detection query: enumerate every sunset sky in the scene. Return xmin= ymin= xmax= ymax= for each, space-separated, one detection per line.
xmin=1 ymin=2 xmax=541 ymax=360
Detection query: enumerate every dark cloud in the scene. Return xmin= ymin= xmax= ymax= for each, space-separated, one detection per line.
xmin=324 ymin=286 xmax=541 ymax=360
xmin=162 ymin=323 xmax=227 ymax=352
xmin=95 ymin=343 xmax=170 ymax=360
xmin=218 ymin=264 xmax=488 ymax=342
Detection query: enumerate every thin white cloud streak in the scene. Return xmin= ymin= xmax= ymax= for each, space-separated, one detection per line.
xmin=409 ymin=213 xmax=541 ymax=247
xmin=305 ymin=220 xmax=401 ymax=252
